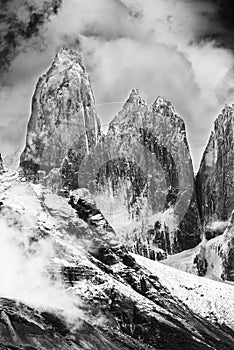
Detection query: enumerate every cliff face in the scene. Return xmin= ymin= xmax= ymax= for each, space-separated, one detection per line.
xmin=164 ymin=108 xmax=234 ymax=281
xmin=20 ymin=48 xmax=101 ymax=189
xmin=196 ymin=105 xmax=234 ymax=224
xmin=20 ymin=51 xmax=202 ymax=259
xmin=80 ymin=89 xmax=201 ymax=256
xmin=191 ymin=210 xmax=234 ymax=282
xmin=0 ymin=154 xmax=4 ymax=174
xmin=194 ymin=105 xmax=234 ymax=280
xmin=0 ymin=170 xmax=234 ymax=349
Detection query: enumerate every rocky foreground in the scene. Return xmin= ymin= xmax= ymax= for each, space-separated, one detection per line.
xmin=0 ymin=170 xmax=234 ymax=349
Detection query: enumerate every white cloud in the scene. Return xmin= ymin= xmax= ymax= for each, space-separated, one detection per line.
xmin=1 ymin=0 xmax=234 ymax=171
xmin=0 ymin=216 xmax=83 ymax=322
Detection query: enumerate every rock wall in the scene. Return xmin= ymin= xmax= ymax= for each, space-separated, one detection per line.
xmin=0 ymin=172 xmax=234 ymax=349
xmin=196 ymin=105 xmax=234 ymax=224
xmin=192 ymin=210 xmax=234 ymax=281
xmin=80 ymin=89 xmax=201 ymax=256
xmin=0 ymin=154 xmax=4 ymax=174
xmin=20 ymin=48 xmax=101 ymax=189
xmin=20 ymin=50 xmax=202 ymax=258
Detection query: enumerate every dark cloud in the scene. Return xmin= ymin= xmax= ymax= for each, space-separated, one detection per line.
xmin=0 ymin=0 xmax=62 ymax=79
xmin=195 ymin=0 xmax=234 ymax=51
xmin=212 ymin=0 xmax=234 ymax=30
xmin=1 ymin=0 xmax=234 ymax=171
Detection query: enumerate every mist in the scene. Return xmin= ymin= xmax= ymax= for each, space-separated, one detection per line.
xmin=0 ymin=216 xmax=83 ymax=322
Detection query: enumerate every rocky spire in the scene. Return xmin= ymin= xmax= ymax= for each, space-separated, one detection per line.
xmin=85 ymin=90 xmax=201 ymax=257
xmin=196 ymin=104 xmax=234 ymax=224
xmin=0 ymin=154 xmax=4 ymax=174
xmin=20 ymin=48 xmax=101 ymax=188
xmin=151 ymin=96 xmax=175 ymax=115
xmin=125 ymin=89 xmax=147 ymax=106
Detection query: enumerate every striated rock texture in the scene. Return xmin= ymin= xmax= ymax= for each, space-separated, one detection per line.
xmin=163 ymin=208 xmax=234 ymax=282
xmin=20 ymin=48 xmax=101 ymax=189
xmin=192 ymin=210 xmax=234 ymax=281
xmin=0 ymin=154 xmax=4 ymax=174
xmin=80 ymin=89 xmax=201 ymax=256
xmin=20 ymin=49 xmax=201 ymax=259
xmin=0 ymin=297 xmax=124 ymax=350
xmin=0 ymin=170 xmax=234 ymax=349
xmin=164 ymin=104 xmax=234 ymax=281
xmin=196 ymin=105 xmax=234 ymax=224
xmin=68 ymin=188 xmax=118 ymax=249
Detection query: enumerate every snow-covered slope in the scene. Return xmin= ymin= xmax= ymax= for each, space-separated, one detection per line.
xmin=1 ymin=169 xmax=234 ymax=349
xmin=196 ymin=105 xmax=234 ymax=224
xmin=162 ymin=210 xmax=234 ymax=284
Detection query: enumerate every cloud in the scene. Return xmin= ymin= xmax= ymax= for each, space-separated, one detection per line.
xmin=1 ymin=0 xmax=234 ymax=171
xmin=0 ymin=214 xmax=83 ymax=322
xmin=0 ymin=0 xmax=62 ymax=76
xmin=196 ymin=0 xmax=234 ymax=51
xmin=206 ymin=220 xmax=229 ymax=232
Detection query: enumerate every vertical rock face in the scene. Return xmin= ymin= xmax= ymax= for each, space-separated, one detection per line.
xmin=196 ymin=105 xmax=234 ymax=224
xmin=0 ymin=154 xmax=4 ymax=174
xmin=191 ymin=210 xmax=234 ymax=282
xmin=20 ymin=49 xmax=201 ymax=259
xmin=194 ymin=107 xmax=234 ymax=281
xmin=220 ymin=211 xmax=234 ymax=281
xmin=20 ymin=48 xmax=101 ymax=189
xmin=81 ymin=89 xmax=201 ymax=256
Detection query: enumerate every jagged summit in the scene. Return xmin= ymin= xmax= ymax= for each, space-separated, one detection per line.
xmin=152 ymin=96 xmax=174 ymax=114
xmin=214 ymin=103 xmax=234 ymax=136
xmin=54 ymin=48 xmax=84 ymax=67
xmin=196 ymin=103 xmax=234 ymax=224
xmin=38 ymin=48 xmax=85 ymax=89
xmin=46 ymin=48 xmax=85 ymax=73
xmin=107 ymin=89 xmax=148 ymax=132
xmin=215 ymin=103 xmax=234 ymax=121
xmin=125 ymin=88 xmax=147 ymax=106
xmin=19 ymin=46 xmax=199 ymax=258
xmin=101 ymin=88 xmax=201 ymax=256
xmin=151 ymin=96 xmax=184 ymax=122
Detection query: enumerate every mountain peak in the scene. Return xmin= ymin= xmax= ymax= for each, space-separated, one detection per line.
xmin=215 ymin=103 xmax=234 ymax=131
xmin=20 ymin=49 xmax=100 ymax=186
xmin=54 ymin=48 xmax=84 ymax=67
xmin=125 ymin=89 xmax=147 ymax=106
xmin=151 ymin=96 xmax=175 ymax=115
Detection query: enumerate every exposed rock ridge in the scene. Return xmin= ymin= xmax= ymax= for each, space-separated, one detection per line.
xmin=85 ymin=89 xmax=201 ymax=256
xmin=0 ymin=154 xmax=4 ymax=174
xmin=0 ymin=173 xmax=234 ymax=348
xmin=196 ymin=104 xmax=234 ymax=224
xmin=19 ymin=48 xmax=202 ymax=259
xmin=20 ymin=48 xmax=101 ymax=189
xmin=166 ymin=105 xmax=234 ymax=281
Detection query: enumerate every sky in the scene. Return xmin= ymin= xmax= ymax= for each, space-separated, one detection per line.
xmin=1 ymin=0 xmax=234 ymax=171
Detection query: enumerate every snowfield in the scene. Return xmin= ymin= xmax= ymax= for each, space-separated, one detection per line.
xmin=133 ymin=253 xmax=234 ymax=329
